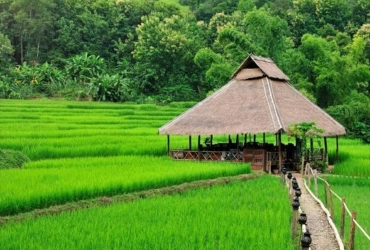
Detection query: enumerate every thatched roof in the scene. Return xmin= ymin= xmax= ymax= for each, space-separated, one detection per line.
xmin=159 ymin=55 xmax=346 ymax=137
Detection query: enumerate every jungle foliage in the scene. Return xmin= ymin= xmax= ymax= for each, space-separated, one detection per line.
xmin=0 ymin=0 xmax=369 ymax=141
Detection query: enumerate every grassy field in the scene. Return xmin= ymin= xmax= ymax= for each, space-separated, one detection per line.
xmin=0 ymin=176 xmax=294 ymax=250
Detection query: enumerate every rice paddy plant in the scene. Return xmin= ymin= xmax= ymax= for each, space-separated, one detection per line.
xmin=0 ymin=176 xmax=293 ymax=250
xmin=0 ymin=156 xmax=250 ymax=215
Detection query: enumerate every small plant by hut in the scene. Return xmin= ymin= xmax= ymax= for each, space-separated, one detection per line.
xmin=287 ymin=122 xmax=325 ymax=171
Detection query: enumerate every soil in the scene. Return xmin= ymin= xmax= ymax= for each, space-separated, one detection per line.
xmin=294 ymin=173 xmax=341 ymax=250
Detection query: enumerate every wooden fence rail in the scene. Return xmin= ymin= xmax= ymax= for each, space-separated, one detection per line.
xmin=305 ymin=166 xmax=370 ymax=250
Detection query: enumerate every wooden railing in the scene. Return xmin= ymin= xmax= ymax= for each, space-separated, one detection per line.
xmin=171 ymin=150 xmax=243 ymax=161
xmin=304 ymin=166 xmax=370 ymax=250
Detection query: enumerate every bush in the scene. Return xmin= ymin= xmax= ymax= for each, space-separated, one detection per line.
xmin=0 ymin=149 xmax=30 ymax=169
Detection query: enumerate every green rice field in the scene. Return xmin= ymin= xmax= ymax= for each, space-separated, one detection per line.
xmin=1 ymin=99 xmax=369 ymax=249
xmin=0 ymin=176 xmax=293 ymax=250
xmin=0 ymin=99 xmax=251 ymax=216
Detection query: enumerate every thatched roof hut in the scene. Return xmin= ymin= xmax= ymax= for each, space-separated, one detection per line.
xmin=159 ymin=55 xmax=345 ymax=137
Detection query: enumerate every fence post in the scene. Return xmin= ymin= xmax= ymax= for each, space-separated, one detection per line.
xmin=314 ymin=168 xmax=318 ymax=197
xmin=328 ymin=185 xmax=334 ymax=220
xmin=308 ymin=165 xmax=311 ymax=187
xmin=301 ymin=156 xmax=304 ymax=176
xmin=323 ymin=180 xmax=328 ymax=206
xmin=291 ymin=197 xmax=300 ymax=238
xmin=340 ymin=198 xmax=346 ymax=239
xmin=349 ymin=211 xmax=357 ymax=250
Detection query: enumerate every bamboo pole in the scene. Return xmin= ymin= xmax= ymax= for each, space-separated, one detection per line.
xmin=278 ymin=131 xmax=282 ymax=172
xmin=314 ymin=168 xmax=318 ymax=197
xmin=349 ymin=211 xmax=357 ymax=250
xmin=324 ymin=180 xmax=328 ymax=206
xmin=197 ymin=135 xmax=201 ymax=161
xmin=167 ymin=135 xmax=170 ymax=156
xmin=236 ymin=134 xmax=240 ymax=162
xmin=310 ymin=138 xmax=314 ymax=163
xmin=324 ymin=136 xmax=328 ymax=163
xmin=301 ymin=156 xmax=305 ymax=176
xmin=340 ymin=198 xmax=346 ymax=239
xmin=328 ymin=185 xmax=334 ymax=220
xmin=308 ymin=164 xmax=311 ymax=187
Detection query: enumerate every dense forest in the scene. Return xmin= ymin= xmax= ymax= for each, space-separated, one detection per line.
xmin=0 ymin=0 xmax=369 ymax=141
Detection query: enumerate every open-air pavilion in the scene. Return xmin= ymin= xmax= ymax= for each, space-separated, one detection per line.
xmin=158 ymin=55 xmax=346 ymax=173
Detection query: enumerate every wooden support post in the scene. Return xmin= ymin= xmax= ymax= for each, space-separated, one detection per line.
xmin=210 ymin=135 xmax=213 ymax=147
xmin=349 ymin=211 xmax=357 ymax=250
xmin=189 ymin=135 xmax=192 ymax=150
xmin=253 ymin=134 xmax=256 ymax=143
xmin=324 ymin=136 xmax=328 ymax=164
xmin=275 ymin=133 xmax=278 ymax=146
xmin=236 ymin=134 xmax=240 ymax=162
xmin=167 ymin=135 xmax=170 ymax=156
xmin=310 ymin=138 xmax=314 ymax=163
xmin=263 ymin=133 xmax=266 ymax=144
xmin=244 ymin=134 xmax=247 ymax=144
xmin=336 ymin=136 xmax=339 ymax=163
xmin=278 ymin=131 xmax=282 ymax=172
xmin=340 ymin=198 xmax=346 ymax=239
xmin=197 ymin=135 xmax=201 ymax=161
xmin=301 ymin=156 xmax=305 ymax=176
xmin=328 ymin=185 xmax=334 ymax=220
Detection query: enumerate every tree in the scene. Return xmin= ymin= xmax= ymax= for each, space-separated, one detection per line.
xmin=315 ymin=0 xmax=351 ymax=32
xmin=0 ymin=32 xmax=13 ymax=67
xmin=243 ymin=8 xmax=291 ymax=61
xmin=131 ymin=13 xmax=204 ymax=100
xmin=10 ymin=0 xmax=55 ymax=63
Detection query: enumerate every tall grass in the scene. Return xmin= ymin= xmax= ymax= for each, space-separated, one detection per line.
xmin=0 ymin=156 xmax=250 ymax=215
xmin=0 ymin=176 xmax=293 ymax=250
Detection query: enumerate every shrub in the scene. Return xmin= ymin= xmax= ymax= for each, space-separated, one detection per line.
xmin=0 ymin=149 xmax=30 ymax=169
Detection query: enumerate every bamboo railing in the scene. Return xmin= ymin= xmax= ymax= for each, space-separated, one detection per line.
xmin=304 ymin=166 xmax=370 ymax=250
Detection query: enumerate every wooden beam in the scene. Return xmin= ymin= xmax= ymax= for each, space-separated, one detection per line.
xmin=324 ymin=137 xmax=328 ymax=163
xmin=336 ymin=136 xmax=339 ymax=163
xmin=198 ymin=135 xmax=201 ymax=161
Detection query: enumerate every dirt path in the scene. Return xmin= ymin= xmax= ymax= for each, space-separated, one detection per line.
xmin=294 ymin=173 xmax=342 ymax=250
